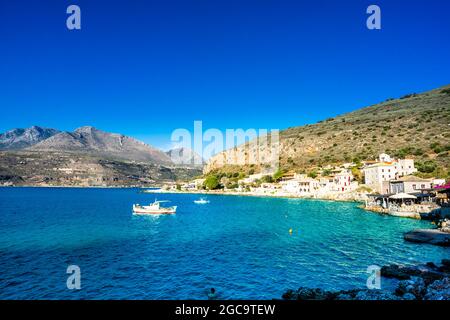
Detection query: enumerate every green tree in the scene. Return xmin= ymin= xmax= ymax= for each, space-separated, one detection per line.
xmin=204 ymin=175 xmax=221 ymax=190
xmin=307 ymin=170 xmax=318 ymax=179
xmin=416 ymin=160 xmax=437 ymax=173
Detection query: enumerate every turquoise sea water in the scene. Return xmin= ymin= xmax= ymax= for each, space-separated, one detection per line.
xmin=0 ymin=187 xmax=448 ymax=299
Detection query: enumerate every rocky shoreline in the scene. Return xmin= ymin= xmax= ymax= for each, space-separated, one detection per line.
xmin=282 ymin=260 xmax=450 ymax=300
xmin=404 ymin=229 xmax=450 ymax=247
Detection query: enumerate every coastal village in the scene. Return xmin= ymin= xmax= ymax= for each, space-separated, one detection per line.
xmin=162 ymin=153 xmax=447 ymax=213
xmin=156 ymin=152 xmax=450 ymax=245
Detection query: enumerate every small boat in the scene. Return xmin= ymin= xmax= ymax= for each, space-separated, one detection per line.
xmin=194 ymin=197 xmax=209 ymax=204
xmin=133 ymin=200 xmax=177 ymax=215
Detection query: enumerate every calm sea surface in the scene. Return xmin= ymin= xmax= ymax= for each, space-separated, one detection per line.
xmin=0 ymin=187 xmax=447 ymax=299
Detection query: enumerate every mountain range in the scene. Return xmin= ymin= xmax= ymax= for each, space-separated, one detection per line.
xmin=28 ymin=126 xmax=173 ymax=164
xmin=0 ymin=126 xmax=202 ymax=186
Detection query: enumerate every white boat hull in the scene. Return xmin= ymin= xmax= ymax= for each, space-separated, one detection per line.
xmin=133 ymin=204 xmax=177 ymax=215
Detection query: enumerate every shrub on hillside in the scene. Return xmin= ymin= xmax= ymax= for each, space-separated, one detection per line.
xmin=307 ymin=170 xmax=318 ymax=179
xmin=261 ymin=175 xmax=274 ymax=183
xmin=273 ymin=169 xmax=284 ymax=182
xmin=416 ymin=160 xmax=437 ymax=174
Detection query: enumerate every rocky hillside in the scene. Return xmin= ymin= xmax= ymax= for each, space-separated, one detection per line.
xmin=0 ymin=151 xmax=198 ymax=187
xmin=30 ymin=126 xmax=172 ymax=164
xmin=205 ymin=85 xmax=450 ymax=178
xmin=0 ymin=126 xmax=60 ymax=150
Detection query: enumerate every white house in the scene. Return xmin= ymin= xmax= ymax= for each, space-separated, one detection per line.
xmin=280 ymin=174 xmax=320 ymax=195
xmin=280 ymin=172 xmax=356 ymax=196
xmin=379 ymin=153 xmax=392 ymax=162
xmin=363 ymin=162 xmax=397 ymax=194
xmin=394 ymin=158 xmax=417 ymax=177
xmin=363 ymin=154 xmax=417 ymax=194
xmin=330 ymin=171 xmax=357 ymax=192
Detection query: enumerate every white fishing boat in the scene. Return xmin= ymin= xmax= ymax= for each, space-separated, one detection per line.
xmin=133 ymin=200 xmax=177 ymax=215
xmin=194 ymin=197 xmax=209 ymax=204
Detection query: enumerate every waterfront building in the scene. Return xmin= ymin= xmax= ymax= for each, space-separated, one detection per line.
xmin=389 ymin=176 xmax=433 ymax=194
xmin=363 ymin=153 xmax=417 ymax=194
xmin=279 ymin=171 xmax=356 ymax=196
xmin=394 ymin=158 xmax=417 ymax=177
xmin=280 ymin=174 xmax=319 ymax=195
xmin=363 ymin=162 xmax=397 ymax=194
xmin=182 ymin=178 xmax=206 ymax=190
xmin=330 ymin=170 xmax=356 ymax=192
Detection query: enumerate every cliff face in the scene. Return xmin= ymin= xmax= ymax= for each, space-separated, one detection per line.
xmin=205 ymin=85 xmax=450 ymax=175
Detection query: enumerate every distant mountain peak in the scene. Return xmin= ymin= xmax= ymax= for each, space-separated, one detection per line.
xmin=74 ymin=125 xmax=97 ymax=133
xmin=0 ymin=126 xmax=60 ymax=150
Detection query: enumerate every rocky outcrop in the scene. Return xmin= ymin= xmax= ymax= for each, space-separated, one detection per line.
xmin=424 ymin=278 xmax=450 ymax=300
xmin=404 ymin=229 xmax=450 ymax=247
xmin=282 ymin=260 xmax=450 ymax=300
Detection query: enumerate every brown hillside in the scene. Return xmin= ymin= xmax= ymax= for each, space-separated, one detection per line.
xmin=205 ymin=85 xmax=450 ymax=178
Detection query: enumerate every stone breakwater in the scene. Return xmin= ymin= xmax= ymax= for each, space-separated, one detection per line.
xmin=282 ymin=260 xmax=450 ymax=300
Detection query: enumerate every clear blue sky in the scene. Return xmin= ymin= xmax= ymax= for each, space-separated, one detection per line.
xmin=0 ymin=0 xmax=449 ymax=150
